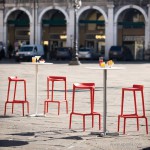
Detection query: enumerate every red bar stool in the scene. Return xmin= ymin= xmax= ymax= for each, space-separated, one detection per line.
xmin=44 ymin=76 xmax=68 ymax=115
xmin=69 ymin=83 xmax=101 ymax=131
xmin=4 ymin=76 xmax=29 ymax=116
xmin=118 ymin=84 xmax=148 ymax=134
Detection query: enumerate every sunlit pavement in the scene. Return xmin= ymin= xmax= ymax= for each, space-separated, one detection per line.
xmin=0 ymin=59 xmax=150 ymax=150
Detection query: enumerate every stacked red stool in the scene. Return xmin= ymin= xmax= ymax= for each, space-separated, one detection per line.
xmin=69 ymin=83 xmax=101 ymax=131
xmin=118 ymin=84 xmax=148 ymax=134
xmin=44 ymin=76 xmax=68 ymax=115
xmin=4 ymin=76 xmax=29 ymax=116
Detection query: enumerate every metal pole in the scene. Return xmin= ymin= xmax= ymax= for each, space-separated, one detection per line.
xmin=33 ymin=0 xmax=36 ymax=44
xmin=35 ymin=64 xmax=38 ymax=115
xmin=74 ymin=8 xmax=77 ymax=58
xmin=69 ymin=0 xmax=81 ymax=65
xmin=103 ymin=69 xmax=107 ymax=135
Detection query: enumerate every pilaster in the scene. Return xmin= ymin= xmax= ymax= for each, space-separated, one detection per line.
xmin=147 ymin=4 xmax=150 ymax=49
xmin=66 ymin=8 xmax=74 ymax=47
xmin=105 ymin=4 xmax=114 ymax=60
xmin=0 ymin=9 xmax=4 ymax=43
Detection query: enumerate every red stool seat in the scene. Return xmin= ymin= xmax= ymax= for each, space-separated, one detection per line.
xmin=4 ymin=76 xmax=29 ymax=116
xmin=44 ymin=76 xmax=68 ymax=115
xmin=69 ymin=83 xmax=101 ymax=131
xmin=118 ymin=84 xmax=148 ymax=134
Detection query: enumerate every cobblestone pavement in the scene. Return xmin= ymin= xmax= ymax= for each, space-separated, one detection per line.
xmin=0 ymin=59 xmax=150 ymax=150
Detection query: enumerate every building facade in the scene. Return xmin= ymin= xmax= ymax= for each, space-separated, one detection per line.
xmin=0 ymin=0 xmax=150 ymax=60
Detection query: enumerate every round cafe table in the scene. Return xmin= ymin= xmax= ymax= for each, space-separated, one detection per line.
xmin=21 ymin=62 xmax=53 ymax=117
xmin=86 ymin=66 xmax=125 ymax=136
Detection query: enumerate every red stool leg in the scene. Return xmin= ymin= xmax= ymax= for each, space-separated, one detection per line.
xmin=47 ymin=77 xmax=49 ymax=99
xmin=99 ymin=114 xmax=101 ymax=130
xmin=141 ymin=90 xmax=149 ymax=134
xmin=47 ymin=102 xmax=49 ymax=113
xmin=72 ymin=85 xmax=75 ymax=113
xmin=58 ymin=102 xmax=60 ymax=115
xmin=13 ymin=81 xmax=17 ymax=100
xmin=51 ymin=81 xmax=54 ymax=101
xmin=123 ymin=118 xmax=126 ymax=134
xmin=4 ymin=79 xmax=11 ymax=115
xmin=133 ymin=91 xmax=139 ymax=131
xmin=92 ymin=115 xmax=94 ymax=128
xmin=91 ymin=88 xmax=94 ymax=128
xmin=4 ymin=102 xmax=7 ymax=116
xmin=24 ymin=80 xmax=27 ymax=115
xmin=64 ymin=80 xmax=67 ymax=100
xmin=7 ymin=80 xmax=11 ymax=102
xmin=118 ymin=115 xmax=120 ymax=132
xmin=69 ymin=113 xmax=72 ymax=129
xmin=12 ymin=81 xmax=17 ymax=114
xmin=69 ymin=85 xmax=75 ymax=129
xmin=64 ymin=79 xmax=68 ymax=113
xmin=12 ymin=103 xmax=14 ymax=114
xmin=145 ymin=117 xmax=148 ymax=134
xmin=66 ymin=101 xmax=68 ymax=114
xmin=83 ymin=115 xmax=85 ymax=131
xmin=141 ymin=89 xmax=145 ymax=116
xmin=44 ymin=101 xmax=46 ymax=114
xmin=121 ymin=89 xmax=125 ymax=116
xmin=27 ymin=101 xmax=29 ymax=114
xmin=118 ymin=89 xmax=124 ymax=133
xmin=22 ymin=103 xmax=24 ymax=116
xmin=24 ymin=80 xmax=27 ymax=100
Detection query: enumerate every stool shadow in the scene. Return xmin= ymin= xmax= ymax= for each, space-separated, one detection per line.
xmin=0 ymin=115 xmax=14 ymax=118
xmin=142 ymin=148 xmax=150 ymax=150
xmin=0 ymin=140 xmax=28 ymax=147
xmin=8 ymin=132 xmax=35 ymax=136
xmin=43 ymin=86 xmax=123 ymax=93
xmin=61 ymin=136 xmax=83 ymax=140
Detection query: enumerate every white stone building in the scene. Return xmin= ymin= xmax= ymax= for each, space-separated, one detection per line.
xmin=0 ymin=0 xmax=150 ymax=60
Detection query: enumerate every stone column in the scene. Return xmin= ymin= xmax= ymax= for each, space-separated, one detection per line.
xmin=30 ymin=2 xmax=38 ymax=44
xmin=35 ymin=3 xmax=38 ymax=44
xmin=30 ymin=22 xmax=34 ymax=44
xmin=113 ymin=22 xmax=117 ymax=46
xmin=66 ymin=8 xmax=74 ymax=47
xmin=146 ymin=4 xmax=150 ymax=50
xmin=37 ymin=22 xmax=41 ymax=45
xmin=3 ymin=23 xmax=7 ymax=55
xmin=0 ymin=7 xmax=4 ymax=43
xmin=105 ymin=4 xmax=114 ymax=60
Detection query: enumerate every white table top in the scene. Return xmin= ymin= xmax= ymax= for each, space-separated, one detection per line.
xmin=21 ymin=62 xmax=53 ymax=65
xmin=86 ymin=66 xmax=125 ymax=70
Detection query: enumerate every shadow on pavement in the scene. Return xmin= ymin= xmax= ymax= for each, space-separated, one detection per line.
xmin=0 ymin=140 xmax=28 ymax=147
xmin=8 ymin=132 xmax=35 ymax=136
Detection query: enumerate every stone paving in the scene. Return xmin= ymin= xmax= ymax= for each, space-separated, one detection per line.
xmin=0 ymin=59 xmax=150 ymax=150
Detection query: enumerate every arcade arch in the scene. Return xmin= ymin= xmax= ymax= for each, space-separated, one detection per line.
xmin=114 ymin=5 xmax=148 ymax=60
xmin=4 ymin=7 xmax=31 ymax=56
xmin=78 ymin=7 xmax=107 ymax=58
xmin=39 ymin=8 xmax=68 ymax=59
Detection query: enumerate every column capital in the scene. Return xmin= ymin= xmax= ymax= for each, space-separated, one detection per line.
xmin=114 ymin=22 xmax=117 ymax=26
xmin=147 ymin=4 xmax=150 ymax=8
xmin=107 ymin=4 xmax=114 ymax=9
xmin=145 ymin=21 xmax=148 ymax=26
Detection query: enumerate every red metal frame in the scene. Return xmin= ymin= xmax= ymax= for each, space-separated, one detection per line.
xmin=44 ymin=76 xmax=68 ymax=115
xmin=4 ymin=76 xmax=29 ymax=116
xmin=69 ymin=83 xmax=101 ymax=131
xmin=118 ymin=84 xmax=148 ymax=134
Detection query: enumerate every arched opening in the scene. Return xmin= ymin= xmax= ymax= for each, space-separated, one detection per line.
xmin=117 ymin=8 xmax=145 ymax=60
xmin=41 ymin=9 xmax=67 ymax=60
xmin=7 ymin=10 xmax=30 ymax=57
xmin=79 ymin=9 xmax=105 ymax=59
